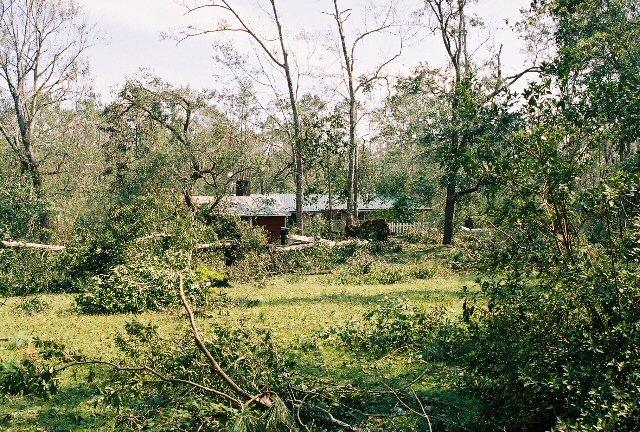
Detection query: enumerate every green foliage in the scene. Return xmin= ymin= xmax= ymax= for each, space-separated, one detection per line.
xmin=15 ymin=296 xmax=50 ymax=315
xmin=332 ymin=250 xmax=406 ymax=285
xmin=325 ymin=297 xmax=447 ymax=355
xmin=0 ymin=338 xmax=72 ymax=399
xmin=0 ymin=358 xmax=58 ymax=399
xmin=0 ymin=174 xmax=47 ymax=240
xmin=0 ymin=250 xmax=61 ymax=296
xmin=103 ymin=321 xmax=302 ymax=431
xmin=229 ymin=242 xmax=363 ymax=283
xmin=75 ymin=258 xmax=210 ymax=314
xmin=195 ymin=266 xmax=230 ymax=288
xmin=402 ymin=226 xmax=441 ymax=244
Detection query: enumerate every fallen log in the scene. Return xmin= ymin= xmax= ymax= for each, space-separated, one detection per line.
xmin=273 ymin=243 xmax=316 ymax=253
xmin=273 ymin=238 xmax=369 ymax=253
xmin=194 ymin=241 xmax=234 ymax=250
xmin=1 ymin=240 xmax=65 ymax=251
xmin=288 ymin=234 xmax=316 ymax=245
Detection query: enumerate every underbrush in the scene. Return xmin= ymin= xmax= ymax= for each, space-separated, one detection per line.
xmin=0 ymin=250 xmax=62 ymax=296
xmin=323 ymin=296 xmax=451 ymax=356
xmin=229 ymin=241 xmax=363 ymax=283
xmin=75 ymin=258 xmax=228 ymax=314
xmin=329 ymin=250 xmax=445 ymax=285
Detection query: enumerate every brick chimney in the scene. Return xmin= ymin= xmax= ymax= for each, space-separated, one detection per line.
xmin=236 ymin=180 xmax=251 ymax=196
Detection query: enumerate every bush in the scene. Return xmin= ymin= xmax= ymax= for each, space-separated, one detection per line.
xmin=407 ymin=261 xmax=439 ymax=279
xmin=325 ymin=297 xmax=448 ymax=355
xmin=402 ymin=226 xmax=440 ymax=244
xmin=0 ymin=250 xmax=61 ymax=296
xmin=0 ymin=338 xmax=73 ymax=399
xmin=75 ymin=258 xmax=212 ymax=314
xmin=105 ymin=321 xmax=302 ymax=431
xmin=195 ymin=266 xmax=230 ymax=288
xmin=228 ymin=242 xmax=364 ymax=283
xmin=332 ymin=250 xmax=407 ymax=285
xmin=198 ymin=211 xmax=268 ymax=266
xmin=15 ymin=296 xmax=49 ymax=315
xmin=447 ymin=260 xmax=640 ymax=432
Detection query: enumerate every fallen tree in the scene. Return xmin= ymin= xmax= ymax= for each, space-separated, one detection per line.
xmin=1 ymin=240 xmax=65 ymax=251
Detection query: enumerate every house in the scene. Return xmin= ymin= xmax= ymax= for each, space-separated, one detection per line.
xmin=270 ymin=193 xmax=397 ymax=224
xmin=193 ymin=181 xmax=430 ymax=242
xmin=192 ymin=182 xmax=290 ymax=243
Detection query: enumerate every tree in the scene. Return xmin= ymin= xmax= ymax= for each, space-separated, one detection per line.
xmin=106 ymin=76 xmax=254 ymax=210
xmin=182 ymin=0 xmax=305 ymax=230
xmin=420 ymin=0 xmax=538 ymax=244
xmin=330 ymin=0 xmax=402 ymax=226
xmin=0 ymin=0 xmax=93 ymax=240
xmin=299 ymin=99 xmax=349 ymax=230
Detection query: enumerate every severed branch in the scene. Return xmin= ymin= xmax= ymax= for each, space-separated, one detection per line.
xmin=1 ymin=240 xmax=65 ymax=251
xmin=178 ymin=274 xmax=274 ymax=409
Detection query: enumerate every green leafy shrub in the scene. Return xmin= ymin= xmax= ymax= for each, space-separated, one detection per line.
xmin=229 ymin=242 xmax=363 ymax=283
xmin=0 ymin=250 xmax=61 ymax=296
xmin=402 ymin=226 xmax=440 ymax=244
xmin=332 ymin=250 xmax=406 ymax=285
xmin=195 ymin=266 xmax=229 ymax=287
xmin=15 ymin=296 xmax=49 ymax=315
xmin=445 ymin=152 xmax=640 ymax=430
xmin=105 ymin=321 xmax=303 ymax=431
xmin=75 ymin=258 xmax=210 ymax=314
xmin=0 ymin=358 xmax=59 ymax=398
xmin=325 ymin=297 xmax=448 ymax=355
xmin=407 ymin=261 xmax=439 ymax=279
xmin=0 ymin=338 xmax=74 ymax=399
xmin=199 ymin=212 xmax=268 ymax=266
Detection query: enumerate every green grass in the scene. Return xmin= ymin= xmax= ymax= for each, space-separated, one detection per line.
xmin=1 ymin=248 xmax=473 ymax=431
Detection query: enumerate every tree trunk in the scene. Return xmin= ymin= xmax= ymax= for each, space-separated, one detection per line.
xmin=333 ymin=0 xmax=358 ymax=228
xmin=25 ymin=137 xmax=51 ymax=242
xmin=442 ymin=172 xmax=457 ymax=245
xmin=327 ymin=179 xmax=333 ymax=233
xmin=272 ymin=0 xmax=303 ymax=232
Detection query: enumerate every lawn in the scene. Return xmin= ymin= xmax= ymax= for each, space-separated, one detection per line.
xmin=1 ymin=248 xmax=472 ymax=431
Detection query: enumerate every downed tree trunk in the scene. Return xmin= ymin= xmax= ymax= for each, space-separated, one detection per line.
xmin=274 ymin=243 xmax=317 ymax=253
xmin=288 ymin=234 xmax=316 ymax=245
xmin=272 ymin=238 xmax=369 ymax=253
xmin=1 ymin=240 xmax=65 ymax=251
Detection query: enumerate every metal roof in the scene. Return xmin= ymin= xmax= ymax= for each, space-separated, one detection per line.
xmin=192 ymin=195 xmax=290 ymax=217
xmin=192 ymin=194 xmax=400 ymax=216
xmin=266 ymin=194 xmax=396 ymax=213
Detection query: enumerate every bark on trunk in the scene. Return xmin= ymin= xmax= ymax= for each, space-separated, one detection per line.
xmin=442 ymin=173 xmax=457 ymax=245
xmin=333 ymin=0 xmax=358 ymax=227
xmin=271 ymin=0 xmax=303 ymax=232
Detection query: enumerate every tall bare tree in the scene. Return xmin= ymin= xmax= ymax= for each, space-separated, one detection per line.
xmin=423 ymin=0 xmax=472 ymax=245
xmin=182 ymin=0 xmax=305 ymax=231
xmin=0 ymin=0 xmax=92 ymax=239
xmin=330 ymin=0 xmax=402 ymax=226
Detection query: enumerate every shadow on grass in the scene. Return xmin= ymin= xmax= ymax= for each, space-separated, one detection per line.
xmin=257 ymin=287 xmax=462 ymax=308
xmin=4 ymin=384 xmax=110 ymax=431
xmin=377 ymin=244 xmax=454 ymax=265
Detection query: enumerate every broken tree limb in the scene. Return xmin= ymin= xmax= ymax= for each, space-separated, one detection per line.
xmin=273 ymin=238 xmax=369 ymax=253
xmin=288 ymin=234 xmax=316 ymax=245
xmin=274 ymin=243 xmax=317 ymax=253
xmin=1 ymin=240 xmax=65 ymax=251
xmin=194 ymin=242 xmax=233 ymax=251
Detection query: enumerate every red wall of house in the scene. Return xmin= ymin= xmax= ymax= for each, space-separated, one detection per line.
xmin=254 ymin=216 xmax=286 ymax=243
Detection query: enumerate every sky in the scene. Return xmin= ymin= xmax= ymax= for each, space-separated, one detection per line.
xmin=79 ymin=0 xmax=534 ymax=101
